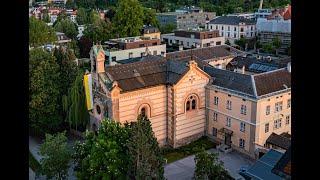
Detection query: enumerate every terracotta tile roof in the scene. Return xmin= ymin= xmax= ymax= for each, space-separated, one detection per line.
xmin=104 ymin=59 xmax=189 ymax=92
xmin=253 ymin=68 xmax=291 ymax=96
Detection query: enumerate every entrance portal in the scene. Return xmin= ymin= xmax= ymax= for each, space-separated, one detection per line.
xmin=225 ymin=133 xmax=232 ymax=147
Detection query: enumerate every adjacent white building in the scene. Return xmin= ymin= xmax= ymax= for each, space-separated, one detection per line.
xmin=206 ymin=16 xmax=256 ymax=44
xmin=161 ymin=29 xmax=225 ymax=49
xmin=99 ymin=36 xmax=166 ymax=66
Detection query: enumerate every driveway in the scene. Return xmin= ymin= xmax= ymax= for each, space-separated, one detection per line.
xmin=164 ymin=148 xmax=254 ymax=180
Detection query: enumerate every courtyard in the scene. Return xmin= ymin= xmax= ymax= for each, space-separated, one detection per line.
xmin=164 ymin=148 xmax=254 ymax=180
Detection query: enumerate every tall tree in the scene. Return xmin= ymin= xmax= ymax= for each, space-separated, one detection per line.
xmin=75 ymin=0 xmax=96 ymax=9
xmin=39 ymin=131 xmax=71 ymax=180
xmin=78 ymin=36 xmax=93 ymax=58
xmin=272 ymin=37 xmax=282 ymax=55
xmin=29 ymin=17 xmax=57 ymax=47
xmin=62 ymin=70 xmax=89 ymax=131
xmin=73 ymin=119 xmax=131 ymax=179
xmin=29 ymin=48 xmax=62 ymax=135
xmin=194 ymin=150 xmax=232 ymax=180
xmin=127 ymin=115 xmax=165 ymax=179
xmin=54 ymin=18 xmax=78 ymax=39
xmin=113 ymin=0 xmax=144 ymax=37
xmin=143 ymin=7 xmax=160 ymax=27
xmin=83 ymin=11 xmax=113 ymax=43
xmin=76 ymin=7 xmax=88 ymax=25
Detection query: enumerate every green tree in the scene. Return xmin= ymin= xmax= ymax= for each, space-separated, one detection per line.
xmin=235 ymin=37 xmax=247 ymax=50
xmin=272 ymin=37 xmax=282 ymax=55
xmin=194 ymin=150 xmax=232 ymax=180
xmin=54 ymin=18 xmax=78 ymax=39
xmin=127 ymin=115 xmax=165 ymax=179
xmin=262 ymin=42 xmax=274 ymax=53
xmin=29 ymin=48 xmax=62 ymax=135
xmin=66 ymin=0 xmax=76 ymax=9
xmin=143 ymin=7 xmax=160 ymax=27
xmin=83 ymin=14 xmax=113 ymax=43
xmin=62 ymin=70 xmax=89 ymax=131
xmin=159 ymin=23 xmax=176 ymax=34
xmin=75 ymin=0 xmax=96 ymax=9
xmin=73 ymin=119 xmax=131 ymax=179
xmin=76 ymin=7 xmax=88 ymax=25
xmin=55 ymin=11 xmax=68 ymax=26
xmin=39 ymin=131 xmax=71 ymax=180
xmin=78 ymin=36 xmax=93 ymax=58
xmin=113 ymin=0 xmax=144 ymax=37
xmin=29 ymin=17 xmax=57 ymax=47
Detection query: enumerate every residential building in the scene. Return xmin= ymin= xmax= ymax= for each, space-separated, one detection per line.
xmin=206 ymin=16 xmax=256 ymax=44
xmin=256 ymin=5 xmax=291 ymax=54
xmin=142 ymin=26 xmax=161 ymax=40
xmin=77 ymin=25 xmax=85 ymax=39
xmin=161 ymin=29 xmax=225 ymax=49
xmin=91 ymin=36 xmax=166 ymax=66
xmin=205 ymin=66 xmax=291 ymax=158
xmin=56 ymin=32 xmax=71 ymax=44
xmin=226 ymin=56 xmax=291 ymax=74
xmin=265 ymin=132 xmax=291 ymax=153
xmin=166 ymin=45 xmax=244 ymax=69
xmin=227 ymin=12 xmax=255 ymax=20
xmin=254 ymin=9 xmax=272 ymax=19
xmin=157 ymin=7 xmax=216 ymax=30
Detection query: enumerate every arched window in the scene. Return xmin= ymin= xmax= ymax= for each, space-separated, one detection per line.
xmin=141 ymin=107 xmax=146 ymax=118
xmin=186 ymin=101 xmax=190 ymax=111
xmin=96 ymin=105 xmax=101 ymax=115
xmin=186 ymin=95 xmax=197 ymax=112
xmin=192 ymin=99 xmax=196 ymax=109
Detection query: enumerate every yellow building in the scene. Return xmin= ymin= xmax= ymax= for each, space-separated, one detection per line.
xmin=89 ymin=45 xmax=291 ymax=157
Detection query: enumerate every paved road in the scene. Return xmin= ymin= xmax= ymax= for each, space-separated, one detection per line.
xmin=164 ymin=148 xmax=254 ymax=180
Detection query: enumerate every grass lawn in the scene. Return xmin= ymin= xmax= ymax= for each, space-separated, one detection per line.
xmin=29 ymin=150 xmax=41 ymax=173
xmin=162 ymin=136 xmax=216 ymax=164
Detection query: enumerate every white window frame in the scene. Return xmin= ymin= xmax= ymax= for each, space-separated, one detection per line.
xmin=214 ymin=96 xmax=219 ymax=105
xmin=226 ymin=117 xmax=231 ymax=127
xmin=265 ymin=123 xmax=269 ymax=133
xmin=213 ymin=112 xmax=218 ymax=121
xmin=240 ymin=122 xmax=245 ymax=132
xmin=226 ymin=100 xmax=232 ymax=110
xmin=239 ymin=138 xmax=245 ymax=148
xmin=241 ymin=105 xmax=247 ymax=115
xmin=286 ymin=115 xmax=290 ymax=125
xmin=275 ymin=102 xmax=283 ymax=112
xmin=266 ymin=105 xmax=270 ymax=115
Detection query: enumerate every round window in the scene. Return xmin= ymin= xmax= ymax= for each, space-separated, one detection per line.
xmin=96 ymin=105 xmax=101 ymax=115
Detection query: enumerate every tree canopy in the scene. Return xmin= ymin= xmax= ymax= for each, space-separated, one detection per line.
xmin=39 ymin=131 xmax=71 ymax=179
xmin=29 ymin=48 xmax=62 ymax=135
xmin=54 ymin=18 xmax=78 ymax=39
xmin=29 ymin=17 xmax=57 ymax=47
xmin=127 ymin=115 xmax=165 ymax=179
xmin=73 ymin=119 xmax=131 ymax=179
xmin=194 ymin=150 xmax=233 ymax=180
xmin=143 ymin=7 xmax=160 ymax=27
xmin=113 ymin=0 xmax=144 ymax=37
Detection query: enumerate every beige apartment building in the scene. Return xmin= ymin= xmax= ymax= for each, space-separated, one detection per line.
xmin=89 ymin=45 xmax=291 ymax=157
xmin=204 ymin=66 xmax=291 ymax=158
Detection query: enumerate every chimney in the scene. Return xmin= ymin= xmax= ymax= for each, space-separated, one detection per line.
xmin=259 ymin=0 xmax=264 ymax=9
xmin=242 ymin=66 xmax=245 ymax=74
xmin=287 ymin=62 xmax=291 ymax=73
